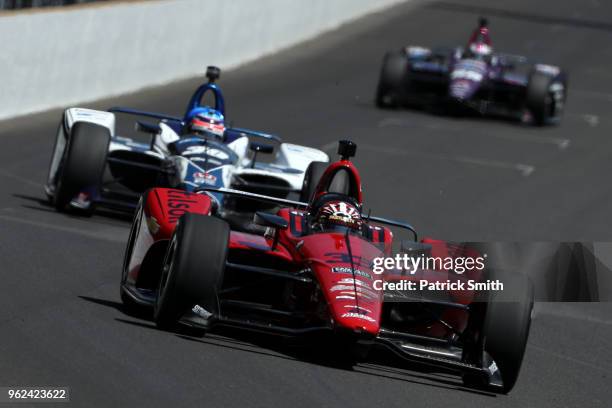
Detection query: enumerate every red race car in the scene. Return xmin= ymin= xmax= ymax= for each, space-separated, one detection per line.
xmin=121 ymin=140 xmax=533 ymax=393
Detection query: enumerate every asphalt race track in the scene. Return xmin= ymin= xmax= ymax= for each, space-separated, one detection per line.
xmin=1 ymin=0 xmax=611 ymax=406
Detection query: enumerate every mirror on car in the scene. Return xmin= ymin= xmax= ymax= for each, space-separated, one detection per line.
xmin=134 ymin=121 xmax=161 ymax=150
xmin=253 ymin=212 xmax=288 ymax=230
xmin=135 ymin=121 xmax=161 ymax=135
xmin=249 ymin=142 xmax=274 ymax=168
xmin=249 ymin=143 xmax=274 ymax=154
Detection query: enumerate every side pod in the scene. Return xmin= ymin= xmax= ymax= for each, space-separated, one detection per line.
xmin=122 ymin=188 xmax=215 ymax=304
xmin=144 ymin=188 xmax=215 ymax=240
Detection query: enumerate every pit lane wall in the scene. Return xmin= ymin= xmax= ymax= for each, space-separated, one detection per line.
xmin=0 ymin=0 xmax=405 ymax=120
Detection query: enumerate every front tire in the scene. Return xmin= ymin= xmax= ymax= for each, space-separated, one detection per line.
xmin=375 ymin=51 xmax=410 ymax=108
xmin=120 ymin=198 xmax=145 ymax=312
xmin=154 ymin=213 xmax=229 ymax=331
xmin=463 ymin=270 xmax=534 ymax=393
xmin=53 ymin=121 xmax=110 ymax=213
xmin=526 ymin=71 xmax=567 ymax=126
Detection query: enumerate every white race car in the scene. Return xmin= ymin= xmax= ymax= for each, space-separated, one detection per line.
xmin=45 ymin=66 xmax=329 ymax=215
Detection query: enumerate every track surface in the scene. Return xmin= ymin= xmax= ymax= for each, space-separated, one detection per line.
xmin=1 ymin=0 xmax=611 ymax=406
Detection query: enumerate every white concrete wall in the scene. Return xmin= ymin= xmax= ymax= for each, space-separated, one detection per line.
xmin=0 ymin=0 xmax=404 ymax=120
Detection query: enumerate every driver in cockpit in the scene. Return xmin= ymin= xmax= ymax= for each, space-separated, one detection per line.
xmin=463 ymin=17 xmax=493 ymax=61
xmin=183 ymin=107 xmax=226 ymax=139
xmin=154 ymin=107 xmax=227 ymax=156
xmin=311 ymin=199 xmax=364 ymax=234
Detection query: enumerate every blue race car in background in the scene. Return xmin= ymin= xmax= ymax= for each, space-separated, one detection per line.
xmin=45 ymin=66 xmax=329 ymax=215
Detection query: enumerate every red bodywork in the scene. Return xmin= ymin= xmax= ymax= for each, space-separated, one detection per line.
xmin=123 ymin=162 xmax=482 ymax=341
xmin=125 ymin=189 xmax=214 ymax=286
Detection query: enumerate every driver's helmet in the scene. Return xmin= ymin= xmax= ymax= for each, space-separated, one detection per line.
xmin=184 ymin=107 xmax=225 ymax=139
xmin=313 ymin=200 xmax=363 ymax=233
xmin=467 ymin=18 xmax=492 ymax=59
xmin=468 ymin=41 xmax=492 ymax=59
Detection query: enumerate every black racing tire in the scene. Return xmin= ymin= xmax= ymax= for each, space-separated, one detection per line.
xmin=299 ymin=161 xmax=329 ymax=203
xmin=483 ymin=271 xmax=533 ymax=393
xmin=154 ymin=213 xmax=229 ymax=331
xmin=45 ymin=122 xmax=66 ymax=202
xmin=375 ymin=51 xmax=410 ymax=108
xmin=120 ymin=198 xmax=145 ymax=312
xmin=463 ymin=270 xmax=534 ymax=393
xmin=53 ymin=121 xmax=110 ymax=213
xmin=526 ymin=70 xmax=566 ymax=126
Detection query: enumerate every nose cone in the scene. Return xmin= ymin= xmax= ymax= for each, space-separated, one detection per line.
xmin=336 ymin=311 xmax=380 ymax=336
xmin=450 ymin=79 xmax=479 ymax=101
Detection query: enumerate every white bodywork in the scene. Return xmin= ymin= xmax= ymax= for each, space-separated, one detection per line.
xmin=47 ymin=108 xmax=329 ymax=198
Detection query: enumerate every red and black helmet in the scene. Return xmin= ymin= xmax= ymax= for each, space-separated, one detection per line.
xmin=313 ymin=200 xmax=363 ymax=233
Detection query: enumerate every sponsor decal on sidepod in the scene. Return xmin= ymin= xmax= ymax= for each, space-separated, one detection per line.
xmin=341 ymin=313 xmax=376 ymax=323
xmin=331 ymin=267 xmax=372 ymax=280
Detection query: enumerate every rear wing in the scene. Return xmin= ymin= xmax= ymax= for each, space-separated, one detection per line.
xmin=197 ymin=186 xmax=307 ymax=208
xmin=108 ymin=107 xmax=183 ymax=124
xmin=225 ymin=128 xmax=282 ymax=145
xmin=494 ymin=52 xmax=529 ymax=66
xmin=108 ymin=108 xmax=280 ymax=143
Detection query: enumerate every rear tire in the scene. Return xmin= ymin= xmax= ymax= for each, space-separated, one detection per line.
xmin=154 ymin=213 xmax=229 ymax=331
xmin=376 ymin=51 xmax=410 ymax=108
xmin=299 ymin=161 xmax=329 ymax=203
xmin=53 ymin=121 xmax=110 ymax=213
